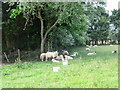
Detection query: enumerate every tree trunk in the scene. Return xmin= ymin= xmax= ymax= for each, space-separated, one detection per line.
xmin=5 ymin=35 xmax=9 ymax=49
xmin=36 ymin=8 xmax=44 ymax=53
xmin=50 ymin=40 xmax=52 ymax=51
xmin=101 ymin=40 xmax=104 ymax=45
xmin=41 ymin=39 xmax=44 ymax=53
xmin=47 ymin=40 xmax=50 ymax=52
xmin=36 ymin=7 xmax=61 ymax=53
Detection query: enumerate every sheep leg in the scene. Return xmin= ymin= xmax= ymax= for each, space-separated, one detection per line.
xmin=40 ymin=55 xmax=43 ymax=62
xmin=41 ymin=57 xmax=43 ymax=62
xmin=45 ymin=56 xmax=48 ymax=62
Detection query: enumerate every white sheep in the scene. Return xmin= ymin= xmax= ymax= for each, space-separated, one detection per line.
xmin=110 ymin=44 xmax=113 ymax=46
xmin=94 ymin=45 xmax=97 ymax=47
xmin=93 ymin=45 xmax=98 ymax=47
xmin=112 ymin=50 xmax=118 ymax=53
xmin=86 ymin=48 xmax=90 ymax=51
xmin=86 ymin=45 xmax=89 ymax=47
xmin=70 ymin=52 xmax=78 ymax=57
xmin=52 ymin=59 xmax=59 ymax=62
xmin=87 ymin=51 xmax=96 ymax=55
xmin=65 ymin=55 xmax=73 ymax=60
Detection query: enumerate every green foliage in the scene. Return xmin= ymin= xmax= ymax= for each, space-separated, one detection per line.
xmin=2 ymin=2 xmax=116 ymax=53
xmin=52 ymin=27 xmax=75 ymax=48
xmin=14 ymin=58 xmax=23 ymax=68
xmin=109 ymin=9 xmax=120 ymax=40
xmin=15 ymin=58 xmax=21 ymax=64
xmin=86 ymin=2 xmax=110 ymax=41
xmin=110 ymin=9 xmax=120 ymax=29
xmin=10 ymin=7 xmax=23 ymax=18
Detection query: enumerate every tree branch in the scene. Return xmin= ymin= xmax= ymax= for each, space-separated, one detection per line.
xmin=43 ymin=18 xmax=59 ymax=41
xmin=43 ymin=3 xmax=66 ymax=41
xmin=36 ymin=7 xmax=44 ymax=40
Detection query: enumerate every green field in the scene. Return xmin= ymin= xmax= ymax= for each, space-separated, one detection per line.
xmin=2 ymin=45 xmax=118 ymax=88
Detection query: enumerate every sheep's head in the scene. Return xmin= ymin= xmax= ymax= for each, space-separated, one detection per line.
xmin=54 ymin=51 xmax=58 ymax=56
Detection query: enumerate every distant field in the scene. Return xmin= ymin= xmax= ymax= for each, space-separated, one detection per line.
xmin=2 ymin=45 xmax=118 ymax=88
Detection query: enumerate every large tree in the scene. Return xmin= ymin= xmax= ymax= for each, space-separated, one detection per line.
xmin=9 ymin=2 xmax=67 ymax=53
xmin=9 ymin=2 xmax=87 ymax=53
xmin=109 ymin=9 xmax=120 ymax=43
xmin=85 ymin=2 xmax=109 ymax=45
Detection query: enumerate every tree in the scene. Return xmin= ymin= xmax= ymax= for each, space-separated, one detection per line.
xmin=44 ymin=2 xmax=89 ymax=50
xmin=109 ymin=9 xmax=120 ymax=43
xmin=9 ymin=2 xmax=68 ymax=53
xmin=85 ymin=2 xmax=109 ymax=45
xmin=9 ymin=2 xmax=88 ymax=52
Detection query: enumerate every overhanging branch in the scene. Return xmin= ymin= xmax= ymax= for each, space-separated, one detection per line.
xmin=43 ymin=3 xmax=67 ymax=40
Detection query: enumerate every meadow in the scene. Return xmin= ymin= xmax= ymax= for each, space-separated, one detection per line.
xmin=1 ymin=45 xmax=118 ymax=88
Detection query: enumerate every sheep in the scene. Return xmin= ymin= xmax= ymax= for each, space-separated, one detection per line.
xmin=65 ymin=55 xmax=73 ymax=60
xmin=52 ymin=59 xmax=59 ymax=62
xmin=86 ymin=48 xmax=90 ymax=51
xmin=40 ymin=53 xmax=46 ymax=61
xmin=40 ymin=51 xmax=58 ymax=61
xmin=90 ymin=45 xmax=93 ymax=47
xmin=94 ymin=45 xmax=97 ymax=47
xmin=45 ymin=51 xmax=58 ymax=61
xmin=110 ymin=44 xmax=113 ymax=46
xmin=62 ymin=50 xmax=69 ymax=55
xmin=93 ymin=45 xmax=98 ymax=47
xmin=87 ymin=51 xmax=96 ymax=55
xmin=112 ymin=50 xmax=118 ymax=53
xmin=70 ymin=52 xmax=78 ymax=57
xmin=62 ymin=50 xmax=69 ymax=59
xmin=86 ymin=45 xmax=89 ymax=47
xmin=54 ymin=55 xmax=64 ymax=61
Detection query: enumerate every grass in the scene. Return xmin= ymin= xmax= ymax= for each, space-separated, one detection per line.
xmin=1 ymin=45 xmax=118 ymax=88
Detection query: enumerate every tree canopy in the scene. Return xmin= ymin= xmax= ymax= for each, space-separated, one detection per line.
xmin=2 ymin=2 xmax=119 ymax=53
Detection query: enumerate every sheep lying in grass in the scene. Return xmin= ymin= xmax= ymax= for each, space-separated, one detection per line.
xmin=110 ymin=44 xmax=113 ymax=46
xmin=86 ymin=48 xmax=90 ymax=51
xmin=93 ymin=45 xmax=98 ymax=47
xmin=94 ymin=45 xmax=97 ymax=47
xmin=86 ymin=45 xmax=89 ymax=47
xmin=52 ymin=59 xmax=59 ymax=62
xmin=86 ymin=45 xmax=92 ymax=48
xmin=112 ymin=50 xmax=118 ymax=53
xmin=90 ymin=45 xmax=93 ymax=48
xmin=53 ymin=55 xmax=73 ymax=61
xmin=65 ymin=55 xmax=73 ymax=60
xmin=54 ymin=55 xmax=64 ymax=61
xmin=62 ymin=50 xmax=69 ymax=59
xmin=87 ymin=51 xmax=96 ymax=55
xmin=70 ymin=52 xmax=78 ymax=57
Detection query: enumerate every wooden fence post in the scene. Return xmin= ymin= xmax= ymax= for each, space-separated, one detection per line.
xmin=3 ymin=52 xmax=10 ymax=63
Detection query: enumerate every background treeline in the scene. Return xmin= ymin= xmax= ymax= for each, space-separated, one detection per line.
xmin=2 ymin=2 xmax=119 ymax=62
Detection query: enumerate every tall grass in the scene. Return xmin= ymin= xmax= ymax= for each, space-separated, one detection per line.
xmin=2 ymin=45 xmax=118 ymax=88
